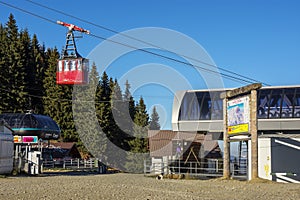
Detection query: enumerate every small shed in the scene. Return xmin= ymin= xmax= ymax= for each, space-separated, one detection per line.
xmin=148 ymin=130 xmax=222 ymax=174
xmin=42 ymin=142 xmax=82 ymax=161
xmin=0 ymin=123 xmax=14 ymax=174
xmin=148 ymin=130 xmax=221 ymax=161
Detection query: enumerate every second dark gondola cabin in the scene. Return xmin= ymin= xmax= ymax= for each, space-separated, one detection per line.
xmin=0 ymin=113 xmax=60 ymax=140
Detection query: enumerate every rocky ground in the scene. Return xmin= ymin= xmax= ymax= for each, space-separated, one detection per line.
xmin=0 ymin=172 xmax=299 ymax=200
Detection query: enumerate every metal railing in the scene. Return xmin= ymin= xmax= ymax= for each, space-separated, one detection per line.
xmin=42 ymin=158 xmax=98 ymax=170
xmin=144 ymin=158 xmax=248 ymax=179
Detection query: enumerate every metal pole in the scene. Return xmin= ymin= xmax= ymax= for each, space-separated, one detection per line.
xmin=250 ymin=89 xmax=258 ymax=179
xmin=223 ymin=98 xmax=230 ymax=179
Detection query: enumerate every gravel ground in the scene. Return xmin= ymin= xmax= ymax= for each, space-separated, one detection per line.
xmin=0 ymin=172 xmax=299 ymax=200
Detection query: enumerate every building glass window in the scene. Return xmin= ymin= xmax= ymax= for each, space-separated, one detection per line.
xmin=268 ymin=89 xmax=282 ymax=118
xmin=179 ymin=91 xmax=226 ymax=121
xmin=294 ymin=88 xmax=300 ymax=118
xmin=211 ymin=92 xmax=223 ymax=120
xmin=257 ymin=89 xmax=271 ymax=119
xmin=179 ymin=92 xmax=199 ymax=120
xmin=281 ymin=88 xmax=295 ymax=118
xmin=178 ymin=87 xmax=300 ymax=121
xmin=200 ymin=92 xmax=210 ymax=120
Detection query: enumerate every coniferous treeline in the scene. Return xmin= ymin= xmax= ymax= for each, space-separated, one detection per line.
xmin=0 ymin=14 xmax=160 ymax=165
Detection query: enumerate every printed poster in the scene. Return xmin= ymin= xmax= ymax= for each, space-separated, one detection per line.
xmin=227 ymin=96 xmax=250 ymax=134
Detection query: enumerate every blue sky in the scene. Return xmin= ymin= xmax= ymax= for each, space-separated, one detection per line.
xmin=1 ymin=0 xmax=300 ymax=129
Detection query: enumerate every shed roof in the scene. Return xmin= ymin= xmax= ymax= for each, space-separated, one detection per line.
xmin=148 ymin=130 xmax=219 ymax=157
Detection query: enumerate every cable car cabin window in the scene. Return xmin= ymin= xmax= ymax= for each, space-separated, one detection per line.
xmin=64 ymin=60 xmax=70 ymax=71
xmin=77 ymin=60 xmax=82 ymax=71
xmin=294 ymin=88 xmax=300 ymax=118
xmin=84 ymin=59 xmax=89 ymax=71
xmin=71 ymin=60 xmax=76 ymax=71
xmin=22 ymin=115 xmax=33 ymax=128
xmin=12 ymin=118 xmax=22 ymax=128
xmin=36 ymin=115 xmax=59 ymax=130
xmin=58 ymin=60 xmax=63 ymax=72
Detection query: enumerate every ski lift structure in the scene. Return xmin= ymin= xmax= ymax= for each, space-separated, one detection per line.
xmin=56 ymin=20 xmax=90 ymax=85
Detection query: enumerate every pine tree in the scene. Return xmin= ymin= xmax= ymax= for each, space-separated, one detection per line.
xmin=131 ymin=97 xmax=149 ymax=153
xmin=111 ymin=79 xmax=127 ymax=147
xmin=97 ymin=71 xmax=113 ymax=140
xmin=43 ymin=48 xmax=76 ymax=142
xmin=121 ymin=80 xmax=135 ymax=141
xmin=73 ymin=63 xmax=107 ymax=159
xmin=0 ymin=15 xmax=158 ymax=167
xmin=30 ymin=34 xmax=46 ymax=113
xmin=0 ymin=15 xmax=45 ymax=114
xmin=5 ymin=14 xmax=28 ymax=112
xmin=0 ymin=24 xmax=9 ymax=113
xmin=125 ymin=97 xmax=150 ymax=173
xmin=19 ymin=29 xmax=32 ymax=111
xmin=124 ymin=80 xmax=135 ymax=120
xmin=149 ymin=106 xmax=160 ymax=130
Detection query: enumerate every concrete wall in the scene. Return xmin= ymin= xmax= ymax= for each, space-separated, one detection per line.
xmin=258 ymin=138 xmax=272 ymax=180
xmin=249 ymin=137 xmax=300 ymax=183
xmin=271 ymin=138 xmax=300 ymax=183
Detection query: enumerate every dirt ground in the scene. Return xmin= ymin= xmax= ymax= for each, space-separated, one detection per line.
xmin=0 ymin=172 xmax=299 ymax=200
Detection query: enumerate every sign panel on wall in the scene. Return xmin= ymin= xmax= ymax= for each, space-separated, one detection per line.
xmin=227 ymin=96 xmax=250 ymax=135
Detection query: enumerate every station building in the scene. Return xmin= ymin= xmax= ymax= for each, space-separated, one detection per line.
xmin=169 ymin=85 xmax=300 ymax=182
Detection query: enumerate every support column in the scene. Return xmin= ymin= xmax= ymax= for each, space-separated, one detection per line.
xmin=250 ymin=89 xmax=258 ymax=179
xmin=223 ymin=98 xmax=230 ymax=179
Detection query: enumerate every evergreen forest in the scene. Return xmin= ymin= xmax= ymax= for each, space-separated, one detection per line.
xmin=0 ymin=14 xmax=160 ymax=171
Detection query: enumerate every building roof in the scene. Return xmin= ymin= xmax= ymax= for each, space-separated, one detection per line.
xmin=148 ymin=130 xmax=219 ymax=158
xmin=258 ymin=133 xmax=300 ymax=138
xmin=42 ymin=141 xmax=76 ymax=149
xmin=0 ymin=123 xmax=14 ymax=134
xmin=42 ymin=141 xmax=81 ymax=159
xmin=50 ymin=142 xmax=76 ymax=149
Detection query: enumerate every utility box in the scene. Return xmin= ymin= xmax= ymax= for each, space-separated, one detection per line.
xmin=0 ymin=124 xmax=14 ymax=174
xmin=27 ymin=151 xmax=42 ymax=175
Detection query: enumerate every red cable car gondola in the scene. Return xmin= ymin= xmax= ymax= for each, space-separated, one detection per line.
xmin=56 ymin=21 xmax=90 ymax=85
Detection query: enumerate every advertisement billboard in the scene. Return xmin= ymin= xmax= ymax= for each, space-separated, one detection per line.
xmin=227 ymin=96 xmax=250 ymax=135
